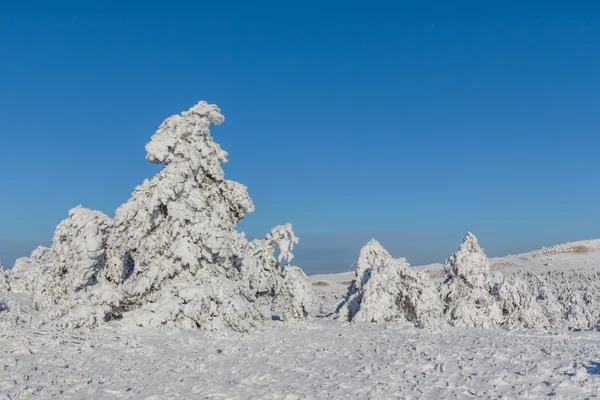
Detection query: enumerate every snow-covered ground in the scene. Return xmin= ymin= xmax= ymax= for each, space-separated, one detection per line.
xmin=2 ymin=239 xmax=600 ymax=399
xmin=3 ymin=319 xmax=600 ymax=399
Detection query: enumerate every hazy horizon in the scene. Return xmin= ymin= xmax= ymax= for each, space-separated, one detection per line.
xmin=2 ymin=229 xmax=595 ymax=276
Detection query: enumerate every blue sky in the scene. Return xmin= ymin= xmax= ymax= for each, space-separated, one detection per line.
xmin=1 ymin=2 xmax=599 ymax=273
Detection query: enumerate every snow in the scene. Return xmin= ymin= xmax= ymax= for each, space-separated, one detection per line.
xmin=2 ymin=320 xmax=600 ymax=398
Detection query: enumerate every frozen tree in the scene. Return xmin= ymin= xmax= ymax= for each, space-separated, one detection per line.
xmin=439 ymin=233 xmax=507 ymax=328
xmin=2 ymin=101 xmax=311 ymax=331
xmin=337 ymin=239 xmax=442 ymax=327
xmin=279 ymin=266 xmax=312 ymax=322
xmin=0 ymin=263 xmax=8 ymax=292
xmin=439 ymin=233 xmax=503 ymax=328
xmin=490 ymin=272 xmax=558 ymax=329
xmin=96 ymin=101 xmax=309 ymax=330
xmin=440 ymin=232 xmax=560 ymax=330
xmin=32 ymin=206 xmax=117 ymax=327
xmin=6 ymin=246 xmax=51 ymax=296
xmin=266 ymin=223 xmax=299 ymax=264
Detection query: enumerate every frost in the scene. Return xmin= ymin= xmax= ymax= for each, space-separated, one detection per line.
xmin=337 ymin=239 xmax=443 ymax=328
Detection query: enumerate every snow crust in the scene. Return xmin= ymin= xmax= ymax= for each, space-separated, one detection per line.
xmin=0 ymin=101 xmax=310 ymax=331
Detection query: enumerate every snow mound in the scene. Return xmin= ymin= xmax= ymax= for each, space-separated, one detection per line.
xmin=337 ymin=239 xmax=442 ymax=327
xmin=2 ymin=101 xmax=311 ymax=332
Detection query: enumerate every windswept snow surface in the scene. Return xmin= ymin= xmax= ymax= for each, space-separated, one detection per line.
xmin=2 ymin=320 xmax=600 ymax=398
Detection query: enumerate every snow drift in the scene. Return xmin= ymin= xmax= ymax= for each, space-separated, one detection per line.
xmin=0 ymin=101 xmax=311 ymax=331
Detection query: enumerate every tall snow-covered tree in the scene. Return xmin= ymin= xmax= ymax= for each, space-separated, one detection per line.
xmin=2 ymin=101 xmax=311 ymax=331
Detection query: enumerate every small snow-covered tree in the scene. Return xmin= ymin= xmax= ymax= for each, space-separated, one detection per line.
xmin=33 ymin=206 xmax=117 ymax=327
xmin=6 ymin=246 xmax=51 ymax=296
xmin=439 ymin=233 xmax=503 ymax=328
xmin=440 ymin=232 xmax=560 ymax=330
xmin=279 ymin=266 xmax=312 ymax=322
xmin=337 ymin=239 xmax=442 ymax=327
xmin=0 ymin=262 xmax=8 ymax=293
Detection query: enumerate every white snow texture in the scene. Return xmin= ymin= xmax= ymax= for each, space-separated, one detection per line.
xmin=0 ymin=101 xmax=311 ymax=331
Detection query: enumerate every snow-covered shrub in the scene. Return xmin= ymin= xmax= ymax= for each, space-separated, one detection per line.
xmin=491 ymin=272 xmax=558 ymax=329
xmin=279 ymin=266 xmax=312 ymax=322
xmin=517 ymin=270 xmax=600 ymax=330
xmin=0 ymin=294 xmax=31 ymax=328
xmin=337 ymin=239 xmax=442 ymax=327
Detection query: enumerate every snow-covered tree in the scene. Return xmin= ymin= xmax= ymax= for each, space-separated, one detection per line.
xmin=439 ymin=233 xmax=503 ymax=328
xmin=93 ymin=101 xmax=310 ymax=330
xmin=337 ymin=239 xmax=442 ymax=327
xmin=279 ymin=266 xmax=312 ymax=322
xmin=440 ymin=232 xmax=560 ymax=330
xmin=0 ymin=262 xmax=8 ymax=293
xmin=3 ymin=101 xmax=311 ymax=331
xmin=6 ymin=246 xmax=51 ymax=296
xmin=31 ymin=206 xmax=117 ymax=328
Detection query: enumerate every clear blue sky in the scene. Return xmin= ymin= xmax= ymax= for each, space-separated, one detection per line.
xmin=1 ymin=1 xmax=599 ymax=273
